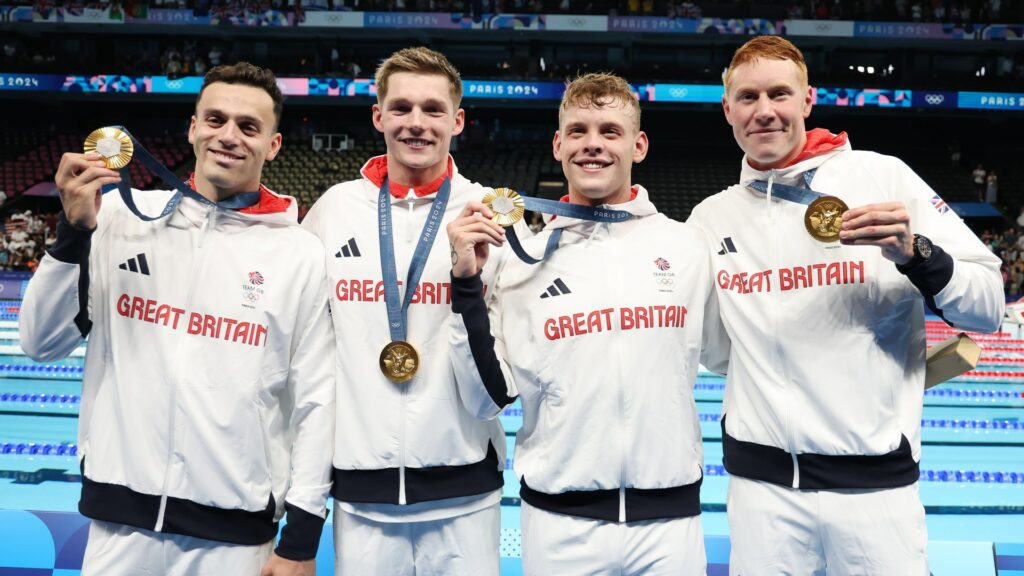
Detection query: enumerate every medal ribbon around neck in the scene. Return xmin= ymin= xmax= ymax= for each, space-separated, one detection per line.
xmin=747 ymin=169 xmax=848 ymax=243
xmin=483 ymin=188 xmax=632 ymax=264
xmin=378 ymin=176 xmax=452 ymax=348
xmin=90 ymin=126 xmax=260 ymax=221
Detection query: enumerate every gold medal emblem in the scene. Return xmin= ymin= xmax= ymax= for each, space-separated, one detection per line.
xmin=379 ymin=341 xmax=419 ymax=383
xmin=804 ymin=196 xmax=849 ymax=243
xmin=482 ymin=187 xmax=526 ymax=227
xmin=84 ymin=127 xmax=134 ymax=170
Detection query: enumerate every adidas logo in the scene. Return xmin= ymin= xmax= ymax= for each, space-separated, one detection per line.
xmin=717 ymin=237 xmax=737 ymax=255
xmin=335 ymin=238 xmax=361 ymax=258
xmin=118 ymin=253 xmax=151 ymax=275
xmin=540 ymin=278 xmax=572 ymax=299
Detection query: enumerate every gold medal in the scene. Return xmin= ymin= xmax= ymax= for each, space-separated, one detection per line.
xmin=379 ymin=340 xmax=419 ymax=383
xmin=482 ymin=187 xmax=525 ymax=227
xmin=804 ymin=196 xmax=849 ymax=243
xmin=84 ymin=127 xmax=134 ymax=170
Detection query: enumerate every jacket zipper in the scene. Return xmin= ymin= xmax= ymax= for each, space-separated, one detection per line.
xmin=155 ymin=203 xmax=215 ymax=530
xmin=766 ymin=171 xmax=801 ymax=488
xmin=398 ymin=190 xmax=414 ymax=505
xmin=608 ymin=221 xmax=627 ymax=523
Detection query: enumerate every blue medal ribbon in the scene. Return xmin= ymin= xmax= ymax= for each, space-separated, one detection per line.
xmin=101 ymin=126 xmax=260 ymax=221
xmin=379 ymin=178 xmax=452 ymax=343
xmin=503 ymin=193 xmax=632 ymax=265
xmin=747 ymin=169 xmax=820 ymax=205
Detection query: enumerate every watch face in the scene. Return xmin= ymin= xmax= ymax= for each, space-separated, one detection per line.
xmin=916 ymin=235 xmax=933 ymax=259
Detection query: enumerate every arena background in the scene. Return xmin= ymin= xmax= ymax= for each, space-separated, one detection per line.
xmin=2 ymin=2 xmax=1024 ymax=574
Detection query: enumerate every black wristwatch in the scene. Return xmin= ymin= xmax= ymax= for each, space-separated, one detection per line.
xmin=900 ymin=234 xmax=933 ymax=269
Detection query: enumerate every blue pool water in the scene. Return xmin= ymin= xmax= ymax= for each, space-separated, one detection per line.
xmin=2 ymin=307 xmax=1023 ymax=575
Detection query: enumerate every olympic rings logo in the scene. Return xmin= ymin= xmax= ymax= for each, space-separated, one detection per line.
xmin=669 ymin=87 xmax=688 ymax=98
xmin=655 ymin=277 xmax=675 ymax=286
xmin=924 ymin=94 xmax=945 ymax=105
xmin=569 ymin=18 xmax=585 ymax=26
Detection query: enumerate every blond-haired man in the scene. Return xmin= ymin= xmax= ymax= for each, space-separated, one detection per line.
xmin=687 ymin=35 xmax=1004 ymax=575
xmin=446 ymin=72 xmax=727 ymax=575
xmin=302 ymin=47 xmax=504 ymax=575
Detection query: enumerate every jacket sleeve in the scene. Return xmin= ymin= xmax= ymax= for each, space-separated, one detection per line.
xmin=882 ymin=157 xmax=1005 ymax=333
xmin=274 ymin=242 xmax=336 ymax=561
xmin=449 ymin=252 xmax=519 ymax=421
xmin=19 ymin=213 xmax=95 ymax=361
xmin=685 ymin=209 xmax=731 ymax=375
xmin=699 ymin=246 xmax=731 ymax=375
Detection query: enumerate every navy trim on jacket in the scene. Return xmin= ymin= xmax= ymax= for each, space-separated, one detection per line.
xmin=720 ymin=416 xmax=920 ymax=490
xmin=331 ymin=441 xmax=503 ymax=505
xmin=450 ymin=272 xmax=517 ymax=409
xmin=49 ymin=213 xmax=94 ymax=337
xmin=519 ymin=475 xmax=702 ymax=523
xmin=79 ymin=462 xmax=278 ymax=545
xmin=897 ymin=242 xmax=955 ymax=323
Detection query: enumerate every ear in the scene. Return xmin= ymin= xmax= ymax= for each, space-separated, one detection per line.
xmin=802 ymin=84 xmax=814 ymax=119
xmin=371 ymin=103 xmax=384 ymax=133
xmin=633 ymin=130 xmax=649 ymax=164
xmin=722 ymin=94 xmax=734 ymax=127
xmin=265 ymin=132 xmax=282 ymax=162
xmin=188 ymin=115 xmax=197 ymax=145
xmin=452 ymin=108 xmax=465 ymax=137
xmin=552 ymin=129 xmax=562 ymax=162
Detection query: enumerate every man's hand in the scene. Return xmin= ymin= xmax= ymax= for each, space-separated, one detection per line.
xmin=54 ymin=152 xmax=120 ymax=231
xmin=839 ymin=201 xmax=915 ymax=265
xmin=260 ymin=553 xmax=315 ymax=576
xmin=446 ymin=201 xmax=505 ymax=278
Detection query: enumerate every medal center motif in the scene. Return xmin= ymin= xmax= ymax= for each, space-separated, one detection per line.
xmin=805 ymin=196 xmax=849 ymax=242
xmin=492 ymin=196 xmax=515 ymax=214
xmin=96 ymin=137 xmax=122 ymax=159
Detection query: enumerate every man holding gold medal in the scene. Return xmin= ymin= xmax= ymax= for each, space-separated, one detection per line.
xmin=446 ymin=73 xmax=729 ymax=575
xmin=301 ymin=47 xmax=507 ymax=575
xmin=687 ymin=36 xmax=1004 ymax=574
xmin=19 ymin=63 xmax=335 ymax=575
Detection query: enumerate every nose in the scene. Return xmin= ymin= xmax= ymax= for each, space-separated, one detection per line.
xmin=582 ymin=130 xmax=603 ymax=154
xmin=407 ymin=108 xmax=426 ymax=132
xmin=753 ymin=94 xmax=775 ymax=123
xmin=218 ymin=121 xmax=241 ymax=146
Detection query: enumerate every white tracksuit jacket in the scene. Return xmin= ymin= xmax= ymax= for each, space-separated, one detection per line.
xmin=302 ymin=156 xmax=506 ymax=509
xmin=19 ymin=186 xmax=335 ymax=559
xmin=687 ymin=139 xmax=1004 ymax=490
xmin=450 ymin=186 xmax=729 ymax=522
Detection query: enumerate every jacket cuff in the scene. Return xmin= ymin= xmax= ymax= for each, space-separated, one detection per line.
xmin=274 ymin=502 xmax=326 ymax=561
xmin=896 ymin=243 xmax=954 ymax=298
xmin=451 ymin=271 xmax=485 ymax=313
xmin=48 ymin=213 xmax=94 ymax=264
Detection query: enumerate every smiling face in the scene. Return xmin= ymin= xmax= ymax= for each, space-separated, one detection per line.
xmin=554 ymin=97 xmax=648 ymax=206
xmin=723 ymin=57 xmax=813 ymax=170
xmin=372 ymin=72 xmax=464 ymax=186
xmin=188 ymin=82 xmax=281 ymax=201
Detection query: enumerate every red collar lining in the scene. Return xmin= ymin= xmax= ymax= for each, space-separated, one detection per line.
xmin=188 ymin=173 xmax=291 ymax=215
xmin=362 ymin=155 xmax=454 ymax=199
xmin=784 ymin=128 xmax=849 ymax=167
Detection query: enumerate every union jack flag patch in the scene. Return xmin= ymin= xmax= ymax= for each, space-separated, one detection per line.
xmin=930 ymin=194 xmax=950 ymax=214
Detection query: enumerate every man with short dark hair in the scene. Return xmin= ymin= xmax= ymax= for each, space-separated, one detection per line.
xmin=20 ymin=62 xmax=335 ymax=576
